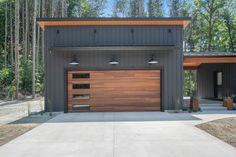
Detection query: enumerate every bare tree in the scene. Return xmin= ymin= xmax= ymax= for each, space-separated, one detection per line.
xmin=25 ymin=0 xmax=29 ymax=59
xmin=32 ymin=0 xmax=37 ymax=99
xmin=112 ymin=0 xmax=129 ymax=17
xmin=15 ymin=0 xmax=20 ymax=99
xmin=148 ymin=0 xmax=163 ymax=17
xmin=9 ymin=0 xmax=14 ymax=65
xmin=36 ymin=0 xmax=41 ymax=71
xmin=4 ymin=2 xmax=8 ymax=67
xmin=61 ymin=0 xmax=66 ymax=17
xmin=41 ymin=0 xmax=45 ymax=64
xmin=130 ymin=0 xmax=145 ymax=17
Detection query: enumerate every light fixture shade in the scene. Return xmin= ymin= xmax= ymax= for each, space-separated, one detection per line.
xmin=109 ymin=59 xmax=119 ymax=65
xmin=148 ymin=54 xmax=159 ymax=64
xmin=148 ymin=59 xmax=159 ymax=64
xmin=69 ymin=60 xmax=79 ymax=65
xmin=69 ymin=55 xmax=79 ymax=66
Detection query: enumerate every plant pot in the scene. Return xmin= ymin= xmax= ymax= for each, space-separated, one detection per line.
xmin=224 ymin=99 xmax=233 ymax=110
xmin=223 ymin=100 xmax=227 ymax=107
xmin=190 ymin=99 xmax=199 ymax=112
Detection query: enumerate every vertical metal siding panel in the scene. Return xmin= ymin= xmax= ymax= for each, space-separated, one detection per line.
xmin=169 ymin=52 xmax=174 ymax=109
xmin=53 ymin=54 xmax=58 ymax=111
xmin=47 ymin=28 xmax=54 ymax=111
xmin=162 ymin=27 xmax=166 ymax=45
xmin=166 ymin=52 xmax=171 ymax=109
xmin=163 ymin=52 xmax=169 ymax=109
xmin=155 ymin=27 xmax=159 ymax=44
xmin=165 ymin=27 xmax=168 ymax=45
xmin=178 ymin=52 xmax=181 ymax=104
xmin=75 ymin=27 xmax=79 ymax=46
xmin=167 ymin=26 xmax=171 ymax=45
xmin=175 ymin=27 xmax=178 ymax=46
xmin=144 ymin=26 xmax=148 ymax=45
xmin=44 ymin=28 xmax=48 ymax=111
xmin=232 ymin=64 xmax=236 ymax=93
xmin=198 ymin=63 xmax=236 ymax=99
xmin=175 ymin=50 xmax=180 ymax=109
xmin=172 ymin=51 xmax=176 ymax=108
xmin=161 ymin=27 xmax=164 ymax=45
xmin=53 ymin=26 xmax=182 ymax=46
xmin=178 ymin=50 xmax=183 ymax=105
xmin=177 ymin=27 xmax=182 ymax=47
xmin=55 ymin=54 xmax=59 ymax=110
xmin=117 ymin=27 xmax=120 ymax=45
xmin=45 ymin=26 xmax=184 ymax=111
xmin=154 ymin=27 xmax=157 ymax=45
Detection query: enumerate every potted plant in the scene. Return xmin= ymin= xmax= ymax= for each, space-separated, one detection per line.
xmin=223 ymin=96 xmax=233 ymax=110
xmin=174 ymin=98 xmax=181 ymax=113
xmin=190 ymin=90 xmax=199 ymax=112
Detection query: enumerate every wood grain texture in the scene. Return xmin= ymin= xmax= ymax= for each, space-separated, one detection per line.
xmin=38 ymin=20 xmax=190 ymax=30
xmin=67 ymin=70 xmax=161 ymax=112
xmin=184 ymin=57 xmax=236 ymax=70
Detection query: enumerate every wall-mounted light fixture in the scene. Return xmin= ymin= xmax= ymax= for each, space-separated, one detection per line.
xmin=69 ymin=55 xmax=79 ymax=66
xmin=148 ymin=54 xmax=159 ymax=64
xmin=109 ymin=58 xmax=119 ymax=65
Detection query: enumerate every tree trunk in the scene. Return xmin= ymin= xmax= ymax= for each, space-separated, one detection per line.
xmin=22 ymin=0 xmax=26 ymax=60
xmin=41 ymin=0 xmax=45 ymax=64
xmin=208 ymin=14 xmax=213 ymax=52
xmin=32 ymin=0 xmax=37 ymax=99
xmin=4 ymin=2 xmax=8 ymax=67
xmin=51 ymin=0 xmax=53 ymax=17
xmin=61 ymin=0 xmax=65 ymax=17
xmin=25 ymin=0 xmax=29 ymax=59
xmin=10 ymin=1 xmax=14 ymax=65
xmin=36 ymin=0 xmax=41 ymax=71
xmin=226 ymin=23 xmax=235 ymax=52
xmin=15 ymin=0 xmax=20 ymax=99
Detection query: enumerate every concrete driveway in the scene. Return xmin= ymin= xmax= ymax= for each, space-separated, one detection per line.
xmin=0 ymin=112 xmax=236 ymax=157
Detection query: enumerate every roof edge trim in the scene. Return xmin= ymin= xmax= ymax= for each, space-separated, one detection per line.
xmin=37 ymin=17 xmax=191 ymax=29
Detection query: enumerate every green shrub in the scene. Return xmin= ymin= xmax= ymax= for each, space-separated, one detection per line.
xmin=5 ymin=85 xmax=16 ymax=100
xmin=20 ymin=59 xmax=32 ymax=95
xmin=36 ymin=64 xmax=44 ymax=95
xmin=184 ymin=71 xmax=196 ymax=96
xmin=0 ymin=67 xmax=15 ymax=98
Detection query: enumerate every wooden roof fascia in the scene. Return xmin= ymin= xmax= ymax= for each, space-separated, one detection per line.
xmin=37 ymin=20 xmax=191 ymax=29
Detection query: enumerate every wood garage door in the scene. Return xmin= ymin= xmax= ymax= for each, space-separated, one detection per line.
xmin=67 ymin=70 xmax=161 ymax=112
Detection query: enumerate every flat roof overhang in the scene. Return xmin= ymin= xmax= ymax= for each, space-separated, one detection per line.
xmin=184 ymin=56 xmax=236 ymax=70
xmin=37 ymin=17 xmax=191 ymax=30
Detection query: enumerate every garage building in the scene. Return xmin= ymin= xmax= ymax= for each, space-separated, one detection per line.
xmin=37 ymin=17 xmax=191 ymax=112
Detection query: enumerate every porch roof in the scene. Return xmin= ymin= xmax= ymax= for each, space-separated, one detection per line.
xmin=184 ymin=52 xmax=236 ymax=70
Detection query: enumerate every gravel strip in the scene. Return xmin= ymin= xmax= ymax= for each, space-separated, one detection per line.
xmin=0 ymin=98 xmax=44 ymax=125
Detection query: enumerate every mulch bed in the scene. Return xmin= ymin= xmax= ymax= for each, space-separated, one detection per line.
xmin=196 ymin=117 xmax=236 ymax=148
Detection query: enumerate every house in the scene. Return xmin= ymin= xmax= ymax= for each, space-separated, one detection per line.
xmin=37 ymin=17 xmax=191 ymax=112
xmin=184 ymin=52 xmax=236 ymax=100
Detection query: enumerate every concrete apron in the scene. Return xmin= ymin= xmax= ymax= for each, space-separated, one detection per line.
xmin=0 ymin=112 xmax=236 ymax=157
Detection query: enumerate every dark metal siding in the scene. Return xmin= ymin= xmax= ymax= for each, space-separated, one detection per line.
xmin=46 ymin=26 xmax=182 ymax=47
xmin=44 ymin=25 xmax=183 ymax=111
xmin=197 ymin=63 xmax=236 ymax=98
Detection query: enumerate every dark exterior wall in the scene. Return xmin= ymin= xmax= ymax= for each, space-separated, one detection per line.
xmin=46 ymin=26 xmax=183 ymax=47
xmin=44 ymin=25 xmax=184 ymax=111
xmin=197 ymin=63 xmax=236 ymax=98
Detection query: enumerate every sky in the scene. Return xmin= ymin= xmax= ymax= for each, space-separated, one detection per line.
xmin=103 ymin=0 xmax=170 ymax=17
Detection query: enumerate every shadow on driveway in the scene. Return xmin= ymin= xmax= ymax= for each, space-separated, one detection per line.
xmin=45 ymin=112 xmax=201 ymax=123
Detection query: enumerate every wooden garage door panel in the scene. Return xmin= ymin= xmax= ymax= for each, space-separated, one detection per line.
xmin=67 ymin=106 xmax=161 ymax=112
xmin=67 ymin=70 xmax=161 ymax=112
